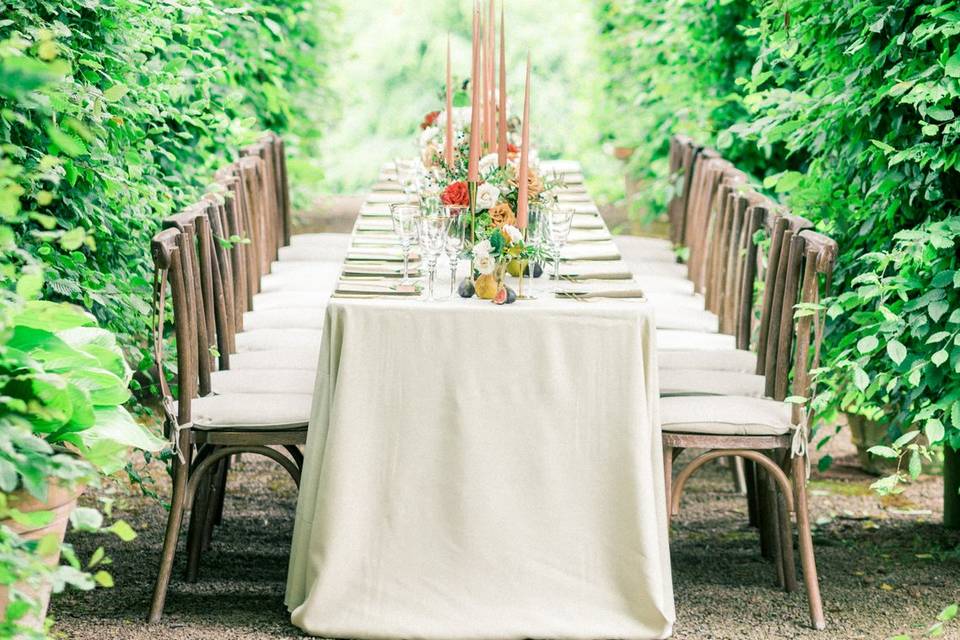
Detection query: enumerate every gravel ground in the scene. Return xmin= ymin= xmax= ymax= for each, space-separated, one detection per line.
xmin=49 ymin=208 xmax=960 ymax=639
xmin=50 ymin=430 xmax=960 ymax=640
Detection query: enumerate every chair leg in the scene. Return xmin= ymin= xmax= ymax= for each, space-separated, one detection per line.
xmin=213 ymin=457 xmax=230 ymax=526
xmin=202 ymin=459 xmax=229 ymax=552
xmin=729 ymin=456 xmax=747 ymax=495
xmin=777 ymin=486 xmax=798 ymax=593
xmin=792 ymin=455 xmax=826 ymax=630
xmin=767 ymin=473 xmax=785 ymax=589
xmin=745 ymin=460 xmax=759 ymax=527
xmin=663 ymin=445 xmax=673 ymax=525
xmin=185 ymin=465 xmax=214 ymax=583
xmin=757 ymin=466 xmax=776 ymax=560
xmin=148 ymin=447 xmax=190 ymax=623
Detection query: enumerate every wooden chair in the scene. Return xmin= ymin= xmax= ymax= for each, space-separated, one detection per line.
xmin=147 ymin=225 xmax=312 ymax=623
xmin=661 ymin=229 xmax=837 ymax=630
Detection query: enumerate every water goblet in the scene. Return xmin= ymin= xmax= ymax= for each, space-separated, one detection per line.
xmin=523 ymin=204 xmax=546 ymax=298
xmin=417 ymin=212 xmax=452 ymax=301
xmin=390 ymin=203 xmax=420 ymax=285
xmin=443 ymin=205 xmax=468 ymax=297
xmin=542 ymin=206 xmax=575 ymax=287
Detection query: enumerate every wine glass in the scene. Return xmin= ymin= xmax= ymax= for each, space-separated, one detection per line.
xmin=390 ymin=203 xmax=420 ymax=285
xmin=542 ymin=206 xmax=575 ymax=286
xmin=395 ymin=158 xmax=420 ymax=197
xmin=417 ymin=212 xmax=452 ymax=301
xmin=443 ymin=205 xmax=468 ymax=297
xmin=524 ymin=204 xmax=545 ymax=298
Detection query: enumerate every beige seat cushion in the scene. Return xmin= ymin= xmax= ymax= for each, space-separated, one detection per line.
xmin=289 ymin=232 xmax=352 ymax=248
xmin=187 ymin=393 xmax=313 ymax=431
xmin=661 ymin=395 xmax=793 ymax=436
xmin=613 ymin=236 xmax=676 ymax=263
xmin=260 ymin=270 xmax=340 ymax=294
xmin=235 ymin=328 xmax=323 ymax=353
xmin=269 ymin=261 xmax=344 ymax=275
xmin=657 ymin=329 xmax=736 ymax=351
xmin=658 ymin=349 xmax=757 ymax=373
xmin=229 ymin=348 xmax=320 ymax=371
xmin=659 ymin=368 xmax=766 ymax=397
xmin=278 ymin=243 xmax=349 ymax=262
xmin=252 ymin=290 xmax=330 ymax=312
xmin=243 ymin=308 xmax=326 ymax=330
xmin=652 ymin=307 xmax=718 ymax=333
xmin=633 ymin=274 xmax=695 ymax=295
xmin=211 ymin=368 xmax=316 ymax=395
xmin=629 ymin=261 xmax=688 ymax=279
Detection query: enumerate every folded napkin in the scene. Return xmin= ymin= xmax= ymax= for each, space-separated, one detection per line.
xmin=561 ymin=242 xmax=622 ymax=262
xmin=555 ymin=288 xmax=646 ymax=300
xmin=571 ymin=214 xmax=605 ymax=230
xmin=371 ymin=181 xmax=401 ymax=192
xmin=355 ymin=219 xmax=395 ymax=232
xmin=366 ymin=193 xmax=412 ymax=204
xmin=556 ymin=193 xmax=593 ymax=203
xmin=567 ymin=202 xmax=600 ymax=215
xmin=540 ymin=159 xmax=583 ymax=174
xmin=346 ymin=248 xmax=420 ymax=262
xmin=341 ymin=263 xmax=420 ymax=278
xmin=359 ymin=204 xmax=393 ymax=217
xmin=335 ymin=281 xmax=421 ymax=297
xmin=553 ymin=271 xmax=634 ymax=281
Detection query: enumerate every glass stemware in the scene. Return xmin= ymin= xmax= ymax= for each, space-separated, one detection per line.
xmin=417 ymin=212 xmax=452 ymax=301
xmin=443 ymin=205 xmax=468 ymax=298
xmin=394 ymin=158 xmax=420 ymax=198
xmin=390 ymin=203 xmax=420 ymax=285
xmin=542 ymin=206 xmax=575 ymax=287
xmin=524 ymin=204 xmax=545 ymax=298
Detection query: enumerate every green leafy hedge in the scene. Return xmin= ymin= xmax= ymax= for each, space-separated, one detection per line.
xmin=1 ymin=0 xmax=339 ymax=383
xmin=595 ymin=0 xmax=960 ymax=451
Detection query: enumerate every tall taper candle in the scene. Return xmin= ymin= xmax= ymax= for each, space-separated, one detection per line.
xmin=477 ymin=14 xmax=486 ymax=150
xmin=468 ymin=4 xmax=480 ymax=182
xmin=487 ymin=0 xmax=496 ymax=151
xmin=497 ymin=2 xmax=507 ymax=167
xmin=445 ymin=33 xmax=454 ymax=165
xmin=516 ymin=53 xmax=531 ymax=229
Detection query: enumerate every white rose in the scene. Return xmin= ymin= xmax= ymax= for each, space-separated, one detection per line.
xmin=419 ymin=126 xmax=439 ymax=149
xmin=478 ymin=153 xmax=499 ymax=176
xmin=474 ymin=254 xmax=496 ymax=276
xmin=502 ymin=224 xmax=523 ymax=244
xmin=475 ymin=182 xmax=500 ymax=211
xmin=472 ymin=239 xmax=492 ymax=259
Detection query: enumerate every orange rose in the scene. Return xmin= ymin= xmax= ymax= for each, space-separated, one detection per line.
xmin=488 ymin=202 xmax=515 ymax=228
xmin=420 ymin=110 xmax=440 ymax=130
xmin=508 ymin=167 xmax=544 ymax=198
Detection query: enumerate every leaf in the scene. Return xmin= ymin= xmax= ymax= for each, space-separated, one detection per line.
xmin=893 ymin=430 xmax=920 ymax=448
xmin=88 ymin=546 xmax=105 ymax=568
xmin=93 ymin=570 xmax=114 ymax=588
xmin=867 ymin=445 xmax=899 ymax=459
xmin=927 ymin=108 xmax=955 ymax=122
xmin=925 ymin=418 xmax=945 ymax=445
xmin=929 ymin=300 xmax=950 ymax=322
xmin=932 ymin=349 xmax=949 ymax=367
xmin=938 ymin=603 xmax=958 ymax=622
xmin=853 ymin=366 xmax=870 ymax=391
xmin=70 ymin=506 xmax=104 ymax=531
xmin=107 ymin=519 xmax=136 ymax=542
xmin=102 ymin=84 xmax=128 ymax=101
xmin=908 ymin=449 xmax=922 ymax=479
xmin=886 ymin=340 xmax=907 ymax=365
xmin=46 ymin=123 xmax=87 ymax=157
xmin=857 ymin=335 xmax=879 ymax=353
xmin=947 ymin=51 xmax=960 ymax=77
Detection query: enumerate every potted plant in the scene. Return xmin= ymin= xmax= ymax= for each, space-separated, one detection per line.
xmin=1 ymin=298 xmax=165 ymax=635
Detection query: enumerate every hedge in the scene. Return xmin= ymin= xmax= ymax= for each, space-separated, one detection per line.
xmin=1 ymin=0 xmax=339 ymax=386
xmin=594 ymin=1 xmax=960 ymax=459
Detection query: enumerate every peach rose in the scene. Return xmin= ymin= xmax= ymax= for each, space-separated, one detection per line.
xmin=488 ymin=202 xmax=516 ymax=228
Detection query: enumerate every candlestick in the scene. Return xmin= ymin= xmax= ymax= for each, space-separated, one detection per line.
xmin=516 ymin=53 xmax=531 ymax=229
xmin=445 ymin=33 xmax=454 ymax=166
xmin=497 ymin=2 xmax=507 ymax=167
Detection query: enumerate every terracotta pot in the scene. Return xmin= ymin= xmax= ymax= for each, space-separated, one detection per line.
xmin=0 ymin=483 xmax=83 ymax=629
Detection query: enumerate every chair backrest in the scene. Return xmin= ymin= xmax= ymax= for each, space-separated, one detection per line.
xmin=259 ymin=132 xmax=292 ymax=247
xmin=667 ymin=135 xmax=699 ymax=246
xmin=151 ymin=226 xmax=198 ymax=426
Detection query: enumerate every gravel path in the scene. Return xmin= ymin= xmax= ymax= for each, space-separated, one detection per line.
xmin=50 ymin=430 xmax=960 ymax=640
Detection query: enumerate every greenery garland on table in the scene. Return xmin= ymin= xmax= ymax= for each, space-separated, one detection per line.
xmin=594 ymin=0 xmax=960 ymax=511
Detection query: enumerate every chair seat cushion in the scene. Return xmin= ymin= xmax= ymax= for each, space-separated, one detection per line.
xmin=278 ymin=243 xmax=349 ymax=263
xmin=661 ymin=395 xmax=793 ymax=436
xmin=235 ymin=328 xmax=323 ymax=353
xmin=252 ymin=290 xmax=330 ymax=312
xmin=633 ymin=275 xmax=695 ymax=295
xmin=652 ymin=307 xmax=718 ymax=333
xmin=243 ymin=307 xmax=326 ymax=330
xmin=629 ymin=261 xmax=688 ymax=279
xmin=210 ymin=368 xmax=316 ymax=395
xmin=658 ymin=349 xmax=757 ymax=373
xmin=613 ymin=236 xmax=676 ymax=263
xmin=229 ymin=348 xmax=320 ymax=370
xmin=659 ymin=368 xmax=766 ymax=397
xmin=260 ymin=269 xmax=340 ymax=294
xmin=185 ymin=393 xmax=313 ymax=430
xmin=657 ymin=329 xmax=736 ymax=351
xmin=289 ymin=232 xmax=352 ymax=248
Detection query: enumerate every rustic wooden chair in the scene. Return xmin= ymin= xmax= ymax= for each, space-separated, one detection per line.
xmin=147 ymin=226 xmax=313 ymax=623
xmin=667 ymin=135 xmax=701 ymax=247
xmin=661 ymin=229 xmax=836 ymax=630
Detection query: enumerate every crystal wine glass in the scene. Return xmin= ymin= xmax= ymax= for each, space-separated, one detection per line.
xmin=542 ymin=206 xmax=575 ymax=287
xmin=390 ymin=203 xmax=420 ymax=285
xmin=417 ymin=212 xmax=452 ymax=301
xmin=443 ymin=205 xmax=468 ymax=297
xmin=524 ymin=203 xmax=545 ymax=298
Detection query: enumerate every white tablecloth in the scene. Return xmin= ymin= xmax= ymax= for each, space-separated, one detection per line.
xmin=285 ymin=161 xmax=674 ymax=639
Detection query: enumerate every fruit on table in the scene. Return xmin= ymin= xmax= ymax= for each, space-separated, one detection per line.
xmin=458 ymin=278 xmax=476 ymax=298
xmin=474 ymin=274 xmax=499 ymax=299
xmin=506 ymin=259 xmax=526 ymax=277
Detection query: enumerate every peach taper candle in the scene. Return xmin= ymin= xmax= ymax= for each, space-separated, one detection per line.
xmin=445 ymin=33 xmax=454 ymax=165
xmin=516 ymin=53 xmax=531 ymax=230
xmin=497 ymin=2 xmax=507 ymax=167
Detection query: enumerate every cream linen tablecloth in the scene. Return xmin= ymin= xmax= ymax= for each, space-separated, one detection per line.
xmin=284 ymin=160 xmax=674 ymax=639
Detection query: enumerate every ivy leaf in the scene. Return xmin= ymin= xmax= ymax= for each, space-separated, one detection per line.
xmin=886 ymin=340 xmax=907 ymax=365
xmin=102 ymin=84 xmax=129 ymax=101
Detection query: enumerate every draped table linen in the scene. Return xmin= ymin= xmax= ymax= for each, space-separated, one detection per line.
xmin=285 ymin=160 xmax=675 ymax=639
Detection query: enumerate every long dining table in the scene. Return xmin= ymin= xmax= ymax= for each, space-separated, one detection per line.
xmin=285 ymin=160 xmax=675 ymax=640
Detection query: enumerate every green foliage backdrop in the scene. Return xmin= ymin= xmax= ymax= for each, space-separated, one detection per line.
xmin=1 ymin=0 xmax=339 ymax=380
xmin=595 ymin=0 xmax=960 ymax=453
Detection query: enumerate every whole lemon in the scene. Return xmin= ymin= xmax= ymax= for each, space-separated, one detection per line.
xmin=506 ymin=259 xmax=525 ymax=277
xmin=474 ymin=274 xmax=499 ymax=299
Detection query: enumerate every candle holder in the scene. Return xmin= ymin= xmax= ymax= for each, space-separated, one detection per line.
xmin=468 ymin=180 xmax=478 ymax=245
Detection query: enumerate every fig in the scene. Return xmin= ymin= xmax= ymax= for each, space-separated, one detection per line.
xmin=458 ymin=278 xmax=476 ymax=298
xmin=493 ymin=286 xmax=508 ymax=305
xmin=504 ymin=286 xmax=517 ymax=304
xmin=521 ymin=262 xmax=544 ymax=277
